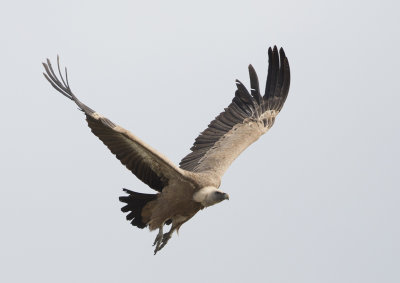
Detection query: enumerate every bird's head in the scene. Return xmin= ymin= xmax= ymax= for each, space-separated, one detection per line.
xmin=193 ymin=186 xmax=229 ymax=207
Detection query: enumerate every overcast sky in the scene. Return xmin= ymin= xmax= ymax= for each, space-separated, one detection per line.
xmin=1 ymin=0 xmax=399 ymax=282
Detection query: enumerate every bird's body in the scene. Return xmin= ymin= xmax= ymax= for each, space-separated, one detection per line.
xmin=43 ymin=46 xmax=290 ymax=254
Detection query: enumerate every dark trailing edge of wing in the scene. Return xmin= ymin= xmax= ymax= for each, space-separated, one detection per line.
xmin=42 ymin=57 xmax=168 ymax=192
xmin=179 ymin=46 xmax=290 ymax=171
xmin=86 ymin=118 xmax=167 ymax=191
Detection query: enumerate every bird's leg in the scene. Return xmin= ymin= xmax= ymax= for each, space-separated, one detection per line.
xmin=158 ymin=224 xmax=177 ymax=252
xmin=153 ymin=226 xmax=163 ymax=254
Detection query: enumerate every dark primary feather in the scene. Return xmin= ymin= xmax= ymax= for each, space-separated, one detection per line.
xmin=43 ymin=58 xmax=174 ymax=192
xmin=179 ymin=46 xmax=290 ymax=172
xmin=43 ymin=56 xmax=96 ymax=116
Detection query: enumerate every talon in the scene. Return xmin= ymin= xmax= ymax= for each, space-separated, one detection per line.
xmin=153 ymin=223 xmax=178 ymax=254
xmin=158 ymin=232 xmax=172 ymax=251
xmin=152 ymin=227 xmax=164 ymax=254
xmin=152 ymin=233 xmax=162 ymax=246
xmin=154 ymin=240 xmax=162 ymax=255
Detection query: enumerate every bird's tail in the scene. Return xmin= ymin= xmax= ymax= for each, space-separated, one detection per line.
xmin=119 ymin=189 xmax=158 ymax=229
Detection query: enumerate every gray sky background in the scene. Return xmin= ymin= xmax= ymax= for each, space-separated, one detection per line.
xmin=0 ymin=0 xmax=399 ymax=282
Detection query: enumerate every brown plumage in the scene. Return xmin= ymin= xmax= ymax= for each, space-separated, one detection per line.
xmin=42 ymin=46 xmax=291 ymax=254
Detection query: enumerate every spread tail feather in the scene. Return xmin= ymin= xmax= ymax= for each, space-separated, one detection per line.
xmin=119 ymin=189 xmax=158 ymax=229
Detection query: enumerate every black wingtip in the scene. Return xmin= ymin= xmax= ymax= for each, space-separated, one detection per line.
xmin=248 ymin=64 xmax=262 ymax=105
xmin=279 ymin=47 xmax=286 ymax=57
xmin=263 ymin=45 xmax=291 ymax=111
xmin=235 ymin=79 xmax=249 ymax=93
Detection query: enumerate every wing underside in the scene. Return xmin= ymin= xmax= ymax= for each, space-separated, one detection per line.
xmin=43 ymin=57 xmax=186 ymax=192
xmin=179 ymin=46 xmax=290 ymax=178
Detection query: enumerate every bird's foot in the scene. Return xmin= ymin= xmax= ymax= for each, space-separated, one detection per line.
xmin=153 ymin=232 xmax=172 ymax=255
xmin=153 ymin=227 xmax=163 ymax=254
xmin=152 ymin=232 xmax=162 ymax=247
xmin=158 ymin=232 xmax=172 ymax=251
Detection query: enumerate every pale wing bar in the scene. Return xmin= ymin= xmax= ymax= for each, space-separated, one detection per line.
xmin=43 ymin=58 xmax=185 ymax=192
xmin=179 ymin=46 xmax=290 ymax=174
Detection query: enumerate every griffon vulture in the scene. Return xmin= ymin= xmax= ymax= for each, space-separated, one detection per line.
xmin=43 ymin=46 xmax=290 ymax=254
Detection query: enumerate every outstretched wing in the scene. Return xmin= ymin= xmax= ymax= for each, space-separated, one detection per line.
xmin=43 ymin=57 xmax=186 ymax=192
xmin=179 ymin=46 xmax=290 ymax=178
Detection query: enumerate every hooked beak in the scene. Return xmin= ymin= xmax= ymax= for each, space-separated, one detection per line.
xmin=224 ymin=193 xmax=230 ymax=200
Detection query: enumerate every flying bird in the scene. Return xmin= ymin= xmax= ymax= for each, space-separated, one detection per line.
xmin=43 ymin=46 xmax=290 ymax=254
